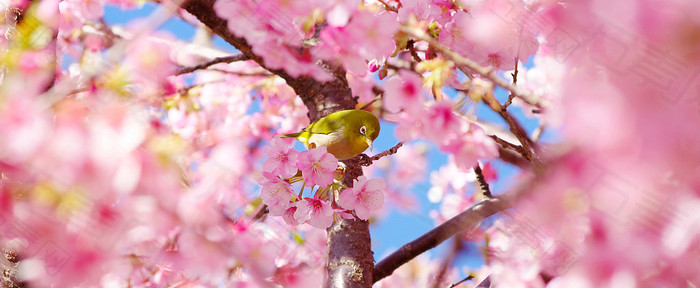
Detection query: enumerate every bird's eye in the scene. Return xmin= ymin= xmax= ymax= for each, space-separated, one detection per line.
xmin=360 ymin=126 xmax=367 ymax=135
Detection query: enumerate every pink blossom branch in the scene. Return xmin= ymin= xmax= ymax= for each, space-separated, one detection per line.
xmin=400 ymin=26 xmax=541 ymax=108
xmin=401 ymin=26 xmax=543 ymax=171
xmin=176 ymin=54 xmax=250 ymax=75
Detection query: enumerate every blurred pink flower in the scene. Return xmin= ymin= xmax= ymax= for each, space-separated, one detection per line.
xmin=423 ymin=100 xmax=462 ymax=141
xmin=383 ymin=71 xmax=425 ymax=114
xmin=314 ymin=10 xmax=398 ymax=75
xmin=263 ymin=138 xmax=300 ymax=178
xmin=296 ymin=146 xmax=338 ymax=187
xmin=258 ymin=174 xmax=295 ymax=215
xmin=282 ymin=205 xmax=301 ymax=226
xmin=294 ymin=198 xmax=334 ymax=229
xmin=339 ymin=176 xmax=385 ymax=220
xmin=440 ymin=124 xmax=499 ymax=172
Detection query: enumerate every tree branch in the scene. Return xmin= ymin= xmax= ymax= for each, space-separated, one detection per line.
xmin=372 ymin=196 xmax=510 ymax=283
xmin=176 ymin=54 xmax=250 ymax=75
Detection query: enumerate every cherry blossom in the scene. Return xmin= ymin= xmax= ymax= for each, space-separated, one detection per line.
xmin=2 ymin=0 xmax=700 ymax=286
xmin=338 ymin=176 xmax=386 ymax=220
xmin=263 ymin=138 xmax=300 ymax=179
xmin=422 ymin=100 xmax=462 ymax=141
xmin=258 ymin=174 xmax=295 ymax=216
xmin=383 ymin=70 xmax=425 ymax=114
xmin=296 ymin=146 xmax=338 ymax=187
xmin=440 ymin=124 xmax=499 ymax=172
xmin=313 ymin=9 xmax=398 ymax=75
xmin=293 ymin=198 xmax=334 ymax=229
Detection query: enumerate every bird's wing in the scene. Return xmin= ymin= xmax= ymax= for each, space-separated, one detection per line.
xmin=305 ymin=115 xmax=344 ymax=135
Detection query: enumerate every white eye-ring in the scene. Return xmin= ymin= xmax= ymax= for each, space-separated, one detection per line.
xmin=360 ymin=126 xmax=367 ymax=135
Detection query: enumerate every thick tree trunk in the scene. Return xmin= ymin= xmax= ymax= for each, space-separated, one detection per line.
xmin=326 ymin=218 xmax=373 ymax=288
xmin=181 ymin=1 xmax=373 ymax=287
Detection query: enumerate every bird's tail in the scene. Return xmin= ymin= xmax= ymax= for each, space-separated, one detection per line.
xmin=278 ymin=132 xmax=302 ymax=138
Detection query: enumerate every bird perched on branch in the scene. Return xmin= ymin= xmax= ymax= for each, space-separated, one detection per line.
xmin=280 ymin=109 xmax=380 ymax=160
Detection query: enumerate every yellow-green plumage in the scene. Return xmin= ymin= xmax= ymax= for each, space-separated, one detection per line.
xmin=280 ymin=109 xmax=380 ymax=160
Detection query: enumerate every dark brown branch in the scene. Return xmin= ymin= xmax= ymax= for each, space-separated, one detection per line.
xmin=176 ymin=54 xmax=250 ymax=75
xmin=474 ymin=165 xmax=492 ymax=198
xmin=489 ymin=135 xmax=527 ymax=157
xmin=498 ymin=108 xmax=539 ymax=165
xmin=372 ymin=196 xmax=510 ymax=283
xmin=495 ymin=145 xmax=530 ymax=170
xmin=481 ymin=97 xmax=540 ymax=170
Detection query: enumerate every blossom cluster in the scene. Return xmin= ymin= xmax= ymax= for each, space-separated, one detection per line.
xmin=258 ymin=138 xmax=385 ymax=228
xmin=1 ymin=0 xmax=699 ymax=286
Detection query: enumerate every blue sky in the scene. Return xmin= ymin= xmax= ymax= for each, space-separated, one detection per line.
xmin=103 ymin=2 xmax=555 ymax=279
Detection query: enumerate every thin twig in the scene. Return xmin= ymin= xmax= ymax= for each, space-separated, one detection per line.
xmin=205 ymin=68 xmax=272 ymax=77
xmin=474 ymin=165 xmax=492 ymax=198
xmin=407 ymin=39 xmax=423 ymax=62
xmin=489 ymin=135 xmax=527 ymax=157
xmin=176 ymin=54 xmax=249 ymax=75
xmin=449 ymin=274 xmax=475 ymax=288
xmin=358 ymin=141 xmax=404 ymax=166
xmin=432 ymin=237 xmax=462 ymax=288
xmin=251 ymin=204 xmax=268 ymax=222
xmin=503 ymin=57 xmax=519 ymax=109
xmin=401 ymin=26 xmax=540 ymax=108
xmin=532 ymin=123 xmax=546 ymax=143
xmin=498 ymin=109 xmax=536 ymax=159
xmin=481 ymin=98 xmax=538 ymax=167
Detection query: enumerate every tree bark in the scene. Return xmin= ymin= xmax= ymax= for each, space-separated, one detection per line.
xmin=1 ymin=249 xmax=25 ymax=288
xmin=180 ymin=1 xmax=373 ymax=287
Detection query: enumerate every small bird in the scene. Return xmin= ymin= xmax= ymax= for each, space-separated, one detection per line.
xmin=280 ymin=109 xmax=381 ymax=160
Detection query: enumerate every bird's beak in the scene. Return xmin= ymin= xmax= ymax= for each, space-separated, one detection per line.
xmin=366 ymin=138 xmax=373 ymax=151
